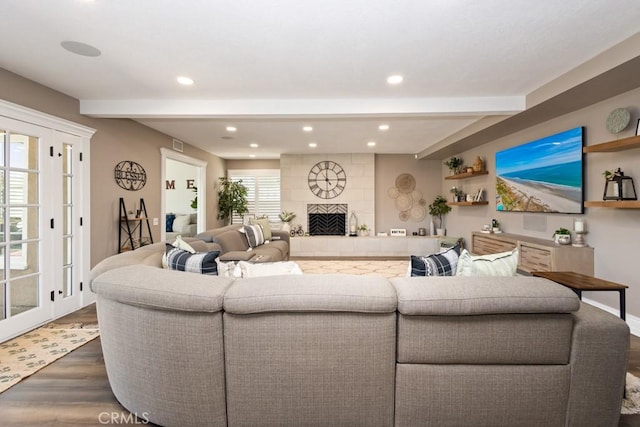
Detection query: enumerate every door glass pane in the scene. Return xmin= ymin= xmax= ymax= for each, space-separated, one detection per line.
xmin=63 ymin=266 xmax=72 ymax=298
xmin=10 ymin=171 xmax=38 ymax=205
xmin=1 ymin=282 xmax=5 ymax=320
xmin=63 ymin=236 xmax=72 ymax=266
xmin=10 ymin=276 xmax=38 ymax=316
xmin=0 ymin=170 xmax=4 ymax=205
xmin=9 ymin=133 xmax=38 ymax=170
xmin=9 ymin=207 xmax=39 ymax=240
xmin=63 ymin=206 xmax=72 ymax=235
xmin=0 ymin=246 xmax=5 ymax=280
xmin=63 ymin=176 xmax=72 ymax=205
xmin=9 ymin=241 xmax=38 ymax=278
xmin=0 ymin=131 xmax=5 ymax=166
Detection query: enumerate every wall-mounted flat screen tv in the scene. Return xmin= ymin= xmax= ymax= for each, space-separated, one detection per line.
xmin=495 ymin=126 xmax=583 ymax=213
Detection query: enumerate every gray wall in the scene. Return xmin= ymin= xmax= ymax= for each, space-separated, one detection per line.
xmin=443 ymin=85 xmax=640 ymax=318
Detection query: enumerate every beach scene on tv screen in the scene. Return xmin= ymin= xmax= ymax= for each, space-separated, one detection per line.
xmin=495 ymin=127 xmax=583 ymax=213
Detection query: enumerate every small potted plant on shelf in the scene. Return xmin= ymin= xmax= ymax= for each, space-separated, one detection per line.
xmin=553 ymin=227 xmax=571 ymax=245
xmin=444 ymin=156 xmax=464 ymax=175
xmin=279 ymin=210 xmax=296 ymax=233
xmin=358 ymin=224 xmax=369 ymax=237
xmin=428 ymin=195 xmax=452 ymax=236
xmin=450 ymin=186 xmax=465 ymax=202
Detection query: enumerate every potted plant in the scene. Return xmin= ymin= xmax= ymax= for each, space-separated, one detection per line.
xmin=428 ymin=195 xmax=452 ymax=236
xmin=217 ymin=177 xmax=248 ymax=225
xmin=358 ymin=224 xmax=369 ymax=237
xmin=450 ymin=186 xmax=464 ymax=202
xmin=279 ymin=210 xmax=296 ymax=232
xmin=553 ymin=227 xmax=571 ymax=245
xmin=190 ymin=186 xmax=198 ymax=210
xmin=444 ymin=156 xmax=464 ymax=175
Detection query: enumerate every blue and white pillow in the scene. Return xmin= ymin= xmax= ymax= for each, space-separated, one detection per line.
xmin=410 ymin=244 xmax=461 ymax=277
xmin=165 ymin=244 xmax=220 ymax=275
xmin=240 ymin=224 xmax=265 ymax=248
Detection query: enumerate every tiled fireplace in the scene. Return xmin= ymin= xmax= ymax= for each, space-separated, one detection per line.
xmin=307 ymin=204 xmax=348 ymax=236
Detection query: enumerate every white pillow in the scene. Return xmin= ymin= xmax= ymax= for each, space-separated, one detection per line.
xmin=455 ymin=248 xmax=519 ymax=277
xmin=216 ymin=259 xmax=241 ymax=278
xmin=237 ymin=261 xmax=303 ymax=278
xmin=172 ymin=215 xmax=191 ymax=233
xmin=162 ymin=235 xmax=196 ymax=268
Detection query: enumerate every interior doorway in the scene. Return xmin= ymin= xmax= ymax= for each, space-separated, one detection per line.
xmin=160 ymin=148 xmax=207 ymax=242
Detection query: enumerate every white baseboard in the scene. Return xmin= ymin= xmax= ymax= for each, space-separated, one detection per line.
xmin=583 ymin=297 xmax=639 ymax=337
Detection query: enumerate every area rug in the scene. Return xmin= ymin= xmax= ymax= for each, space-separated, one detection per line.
xmin=296 ymin=259 xmax=408 ymax=278
xmin=0 ymin=322 xmax=100 ymax=394
xmin=623 ymin=372 xmax=640 ymax=414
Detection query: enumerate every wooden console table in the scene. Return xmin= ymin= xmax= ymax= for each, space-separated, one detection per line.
xmin=532 ymin=271 xmax=628 ymax=320
xmin=471 ymin=232 xmax=594 ymax=275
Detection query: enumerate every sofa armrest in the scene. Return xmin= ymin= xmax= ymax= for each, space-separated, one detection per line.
xmin=566 ymin=302 xmax=629 ymax=426
xmin=91 ymin=265 xmax=233 ymax=312
xmin=271 ymin=230 xmax=290 ymax=245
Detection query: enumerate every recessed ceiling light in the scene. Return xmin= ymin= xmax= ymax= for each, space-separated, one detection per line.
xmin=303 ymin=126 xmax=313 ymax=132
xmin=378 ymin=124 xmax=390 ymax=131
xmin=249 ymin=154 xmax=256 ymax=158
xmin=387 ymin=75 xmax=403 ymax=85
xmin=60 ymin=40 xmax=101 ymax=57
xmin=226 ymin=126 xmax=237 ymax=132
xmin=308 ymin=143 xmax=317 ymax=148
xmin=249 ymin=143 xmax=259 ymax=148
xmin=176 ymin=76 xmax=194 ymax=86
xmin=367 ymin=141 xmax=376 ymax=147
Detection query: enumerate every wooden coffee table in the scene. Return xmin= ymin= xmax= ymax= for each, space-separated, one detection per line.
xmin=532 ymin=271 xmax=628 ymax=320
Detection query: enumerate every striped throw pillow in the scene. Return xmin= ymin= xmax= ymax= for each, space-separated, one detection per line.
xmin=165 ymin=244 xmax=220 ymax=275
xmin=240 ymin=225 xmax=265 ymax=248
xmin=410 ymin=244 xmax=461 ymax=277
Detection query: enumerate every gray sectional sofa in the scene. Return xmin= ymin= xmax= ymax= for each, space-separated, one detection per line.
xmin=90 ymin=246 xmax=630 ymax=427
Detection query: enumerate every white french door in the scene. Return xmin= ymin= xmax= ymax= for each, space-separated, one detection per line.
xmin=0 ymin=102 xmax=93 ymax=342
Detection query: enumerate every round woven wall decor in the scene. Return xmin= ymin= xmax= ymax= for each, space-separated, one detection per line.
xmin=395 ymin=173 xmax=416 ymax=193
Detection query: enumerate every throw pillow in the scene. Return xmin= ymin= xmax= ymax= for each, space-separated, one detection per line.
xmin=165 ymin=244 xmax=220 ymax=275
xmin=172 ymin=214 xmax=191 ymax=233
xmin=237 ymin=260 xmax=303 ymax=278
xmin=249 ymin=217 xmax=272 ymax=241
xmin=239 ymin=224 xmax=265 ymax=248
xmin=166 ymin=213 xmax=176 ymax=232
xmin=215 ymin=259 xmax=241 ymax=278
xmin=410 ymin=244 xmax=461 ymax=277
xmin=162 ymin=236 xmax=196 ymax=269
xmin=455 ymin=248 xmax=519 ymax=277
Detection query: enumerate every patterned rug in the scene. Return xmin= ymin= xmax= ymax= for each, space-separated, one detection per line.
xmin=0 ymin=322 xmax=100 ymax=394
xmin=296 ymin=259 xmax=409 ymax=278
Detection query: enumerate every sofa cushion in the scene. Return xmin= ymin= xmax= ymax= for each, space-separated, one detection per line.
xmin=240 ymin=225 xmax=265 ymax=248
xmin=172 ymin=214 xmax=192 ymax=233
xmin=455 ymin=248 xmax=518 ymax=276
xmin=165 ymin=244 xmax=220 ymax=275
xmin=224 ymin=274 xmax=397 ymax=314
xmin=410 ymin=245 xmax=460 ymax=277
xmin=213 ymin=228 xmax=250 ymax=252
xmin=391 ymin=276 xmax=580 ymax=316
xmin=249 ymin=217 xmax=272 ymax=241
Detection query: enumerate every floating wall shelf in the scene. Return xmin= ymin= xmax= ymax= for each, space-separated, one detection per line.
xmin=444 ymin=170 xmax=489 ymax=180
xmin=447 ymin=201 xmax=489 ymax=206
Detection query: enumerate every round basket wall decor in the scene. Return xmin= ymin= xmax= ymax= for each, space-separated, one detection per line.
xmin=395 ymin=173 xmax=416 ymax=193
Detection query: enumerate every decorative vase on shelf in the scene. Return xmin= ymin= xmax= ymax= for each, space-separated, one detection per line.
xmin=429 ymin=219 xmax=435 ymax=236
xmin=436 ymin=228 xmax=446 ymax=236
xmin=281 ymin=222 xmax=291 ymax=233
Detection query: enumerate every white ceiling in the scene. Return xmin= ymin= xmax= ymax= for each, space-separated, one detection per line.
xmin=1 ymin=0 xmax=639 ymax=159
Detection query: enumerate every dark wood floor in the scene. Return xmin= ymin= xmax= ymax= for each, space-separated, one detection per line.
xmin=1 ymin=303 xmax=639 ymax=426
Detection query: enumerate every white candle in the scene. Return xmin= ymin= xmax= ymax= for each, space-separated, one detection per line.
xmin=574 ymin=218 xmax=584 ymax=232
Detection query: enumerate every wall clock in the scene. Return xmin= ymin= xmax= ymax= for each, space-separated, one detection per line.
xmin=308 ymin=161 xmax=347 ymax=199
